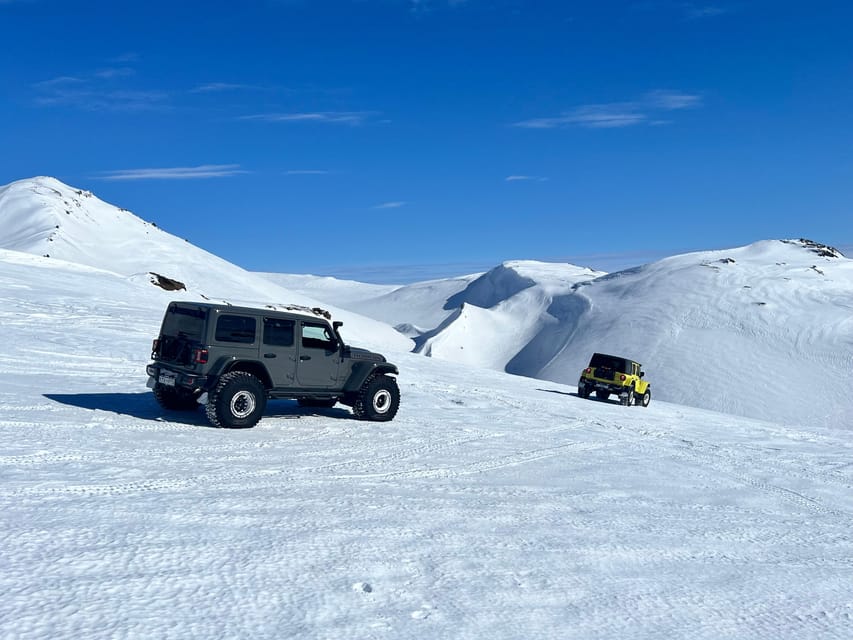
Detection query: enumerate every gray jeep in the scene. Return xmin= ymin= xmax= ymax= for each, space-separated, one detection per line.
xmin=145 ymin=301 xmax=400 ymax=428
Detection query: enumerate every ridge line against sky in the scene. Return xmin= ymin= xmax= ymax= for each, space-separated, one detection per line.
xmin=1 ymin=0 xmax=851 ymax=283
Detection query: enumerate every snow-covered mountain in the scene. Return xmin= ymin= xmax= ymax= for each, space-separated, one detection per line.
xmin=266 ymin=241 xmax=853 ymax=429
xmin=0 ymin=177 xmax=411 ymax=353
xmin=2 ymin=176 xmax=852 ymax=639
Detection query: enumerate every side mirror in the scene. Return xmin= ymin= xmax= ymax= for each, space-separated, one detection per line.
xmin=640 ymin=371 xmax=645 ymax=378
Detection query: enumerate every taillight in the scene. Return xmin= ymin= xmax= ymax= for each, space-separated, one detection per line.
xmin=152 ymin=339 xmax=160 ymax=354
xmin=584 ymin=367 xmax=591 ymax=374
xmin=620 ymin=374 xmax=626 ymax=381
xmin=193 ymin=348 xmax=209 ymax=364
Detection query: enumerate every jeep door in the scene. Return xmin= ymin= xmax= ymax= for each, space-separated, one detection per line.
xmin=296 ymin=321 xmax=342 ymax=387
xmin=261 ymin=316 xmax=298 ymax=387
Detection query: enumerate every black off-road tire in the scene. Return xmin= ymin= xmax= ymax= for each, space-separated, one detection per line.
xmin=639 ymin=388 xmax=651 ymax=407
xmin=352 ymin=375 xmax=400 ymax=422
xmin=297 ymin=398 xmax=338 ymax=409
xmin=153 ymin=383 xmax=199 ymax=411
xmin=578 ymin=382 xmax=591 ymax=399
xmin=621 ymin=387 xmax=635 ymax=406
xmin=596 ymin=390 xmax=610 ymax=401
xmin=205 ymin=371 xmax=267 ymax=428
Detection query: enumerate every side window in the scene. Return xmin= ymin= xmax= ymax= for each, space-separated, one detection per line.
xmin=302 ymin=322 xmax=337 ymax=351
xmin=264 ymin=317 xmax=295 ymax=347
xmin=215 ymin=315 xmax=256 ymax=343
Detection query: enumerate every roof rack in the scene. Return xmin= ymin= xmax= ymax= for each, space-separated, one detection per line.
xmin=264 ymin=303 xmax=332 ymax=320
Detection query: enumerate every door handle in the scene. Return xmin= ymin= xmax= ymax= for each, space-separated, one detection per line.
xmin=263 ymin=353 xmax=277 ymax=358
xmin=300 ymin=355 xmax=311 ymax=361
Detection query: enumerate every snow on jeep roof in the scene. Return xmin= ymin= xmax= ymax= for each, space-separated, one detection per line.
xmin=170 ymin=301 xmax=333 ymax=320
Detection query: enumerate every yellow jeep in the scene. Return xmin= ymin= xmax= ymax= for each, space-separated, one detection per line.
xmin=577 ymin=352 xmax=651 ymax=407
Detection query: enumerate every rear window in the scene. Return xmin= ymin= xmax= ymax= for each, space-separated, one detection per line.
xmin=215 ymin=315 xmax=257 ymax=344
xmin=589 ymin=353 xmax=630 ymax=373
xmin=161 ymin=305 xmax=206 ymax=341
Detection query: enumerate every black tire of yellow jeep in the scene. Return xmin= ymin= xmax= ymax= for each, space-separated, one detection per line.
xmin=639 ymin=389 xmax=651 ymax=407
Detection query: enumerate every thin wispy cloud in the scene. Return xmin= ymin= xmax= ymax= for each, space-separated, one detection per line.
xmin=409 ymin=0 xmax=470 ymax=13
xmin=634 ymin=2 xmax=731 ymax=21
xmin=373 ymin=201 xmax=407 ymax=209
xmin=34 ymin=88 xmax=169 ymax=112
xmin=110 ymin=52 xmax=140 ymax=63
xmin=644 ymin=89 xmax=702 ymax=110
xmin=96 ymin=165 xmax=248 ymax=181
xmin=240 ymin=111 xmax=376 ymax=125
xmin=33 ymin=76 xmax=85 ymax=89
xmin=505 ymin=175 xmax=548 ymax=182
xmin=33 ymin=61 xmax=168 ymax=112
xmin=513 ymin=90 xmax=702 ymax=130
xmin=683 ymin=4 xmax=728 ymax=20
xmin=94 ymin=67 xmax=135 ymax=79
xmin=191 ymin=82 xmax=258 ymax=93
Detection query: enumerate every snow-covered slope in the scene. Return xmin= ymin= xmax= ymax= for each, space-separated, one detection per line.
xmin=264 ymin=262 xmax=604 ymax=351
xmin=414 ymin=261 xmax=604 ymax=366
xmin=0 ymin=177 xmax=411 ymax=353
xmin=261 ymin=270 xmax=485 ymax=337
xmin=275 ymin=242 xmax=853 ymax=429
xmin=1 ymin=233 xmax=852 ymax=640
xmin=528 ymin=239 xmax=853 ymax=427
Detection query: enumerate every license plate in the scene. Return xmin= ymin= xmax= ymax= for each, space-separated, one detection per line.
xmin=158 ymin=373 xmax=176 ymax=387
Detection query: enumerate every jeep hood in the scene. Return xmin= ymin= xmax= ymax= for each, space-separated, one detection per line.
xmin=347 ymin=347 xmax=385 ymax=363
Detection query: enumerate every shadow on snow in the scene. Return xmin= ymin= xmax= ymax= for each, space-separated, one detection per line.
xmin=536 ymin=388 xmax=626 ymax=405
xmin=43 ymin=393 xmax=352 ymax=426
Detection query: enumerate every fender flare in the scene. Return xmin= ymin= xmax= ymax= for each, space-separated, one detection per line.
xmin=207 ymin=357 xmax=273 ymax=389
xmin=344 ymin=362 xmax=399 ymax=392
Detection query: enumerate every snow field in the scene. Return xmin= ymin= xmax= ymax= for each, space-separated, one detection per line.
xmin=1 ymin=256 xmax=852 ymax=639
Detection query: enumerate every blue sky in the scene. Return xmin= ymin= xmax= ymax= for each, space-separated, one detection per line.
xmin=2 ymin=0 xmax=852 ymax=282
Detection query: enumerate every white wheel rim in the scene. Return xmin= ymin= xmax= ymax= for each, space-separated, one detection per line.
xmin=372 ymin=389 xmax=392 ymax=414
xmin=230 ymin=390 xmax=256 ymax=418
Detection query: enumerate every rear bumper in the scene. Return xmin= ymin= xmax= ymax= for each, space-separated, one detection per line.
xmin=146 ymin=364 xmax=210 ymax=391
xmin=578 ymin=377 xmax=631 ymax=395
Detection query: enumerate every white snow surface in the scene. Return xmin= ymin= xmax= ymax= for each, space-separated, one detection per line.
xmin=1 ymin=178 xmax=852 ymax=639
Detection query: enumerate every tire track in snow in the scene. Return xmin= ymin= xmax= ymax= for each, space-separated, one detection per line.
xmin=9 ymin=465 xmax=295 ymax=498
xmin=605 ymin=420 xmax=852 ymax=519
xmin=332 ymin=440 xmax=608 ymax=480
xmin=296 ymin=429 xmax=500 ymax=476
